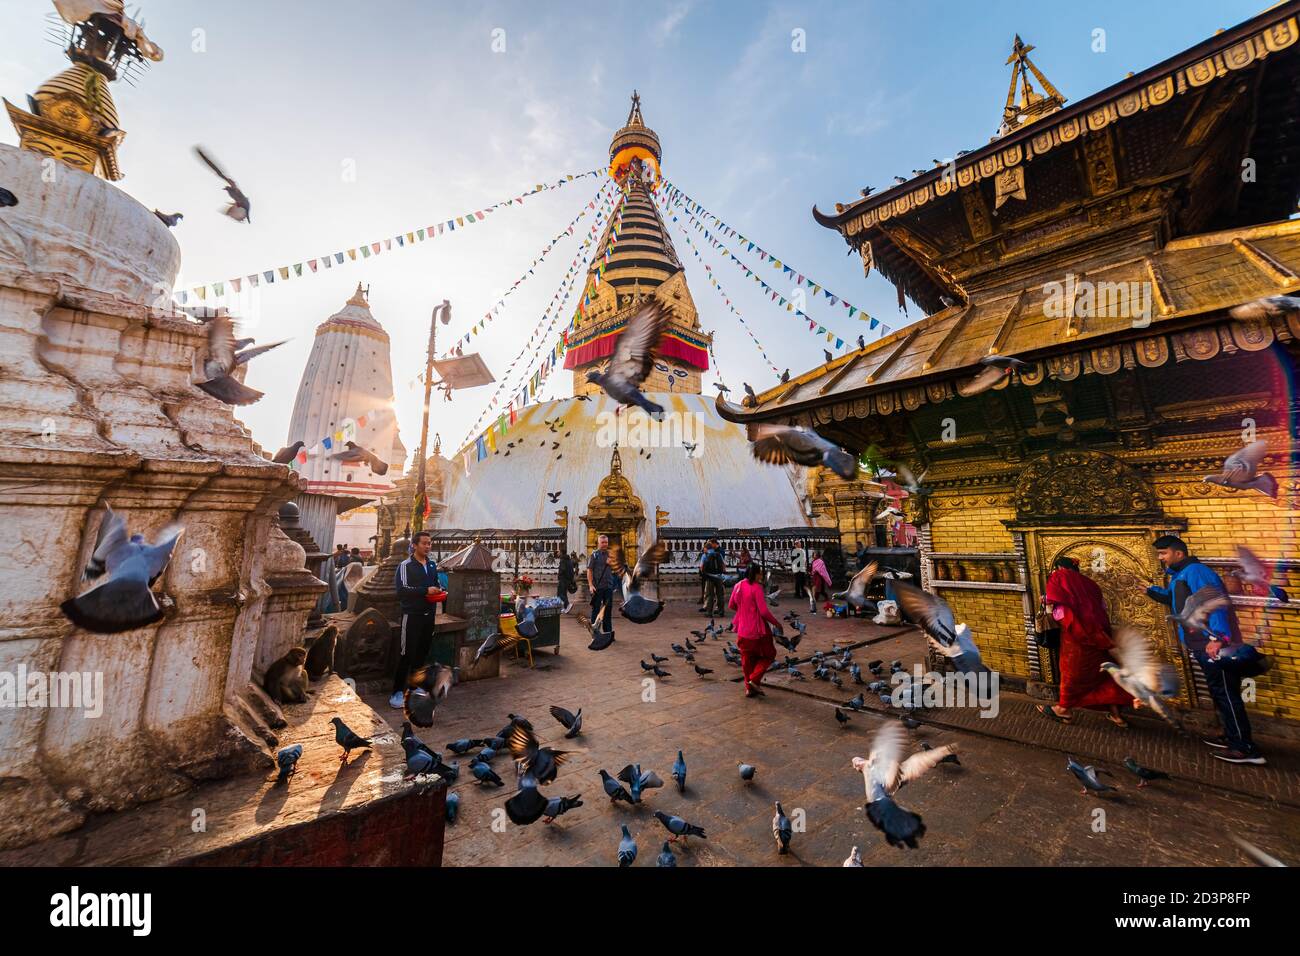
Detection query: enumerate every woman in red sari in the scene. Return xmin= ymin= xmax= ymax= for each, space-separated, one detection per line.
xmin=1036 ymin=557 xmax=1133 ymax=727
xmin=729 ymin=563 xmax=784 ymax=698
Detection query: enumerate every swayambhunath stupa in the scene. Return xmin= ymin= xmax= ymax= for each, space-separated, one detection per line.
xmin=0 ymin=0 xmax=1298 ymax=920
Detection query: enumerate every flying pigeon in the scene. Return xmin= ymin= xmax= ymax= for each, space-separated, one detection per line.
xmin=507 ymin=721 xmax=571 ymax=785
xmin=599 ymin=769 xmax=635 ymax=805
xmin=1167 ymin=586 xmax=1233 ymax=645
xmin=329 ymin=717 xmax=371 ymax=761
xmin=1066 ymin=756 xmax=1116 ymax=795
xmin=617 ymin=824 xmax=638 ymax=867
xmin=833 ymin=561 xmax=879 ymax=613
xmin=852 ymin=723 xmax=954 ymax=848
xmin=957 ymin=354 xmax=1025 ymax=397
xmin=1230 ymin=545 xmax=1289 ymax=602
xmin=772 ymin=801 xmax=793 ymax=854
xmin=61 ymin=506 xmax=182 ymax=634
xmin=549 ymin=704 xmax=583 ymax=738
xmin=0 ymin=186 xmax=17 ymax=207
xmin=505 ymin=771 xmax=550 ymax=825
xmin=744 ymin=420 xmax=858 ymax=480
xmin=193 ymin=145 xmax=251 ymax=222
xmin=1100 ymin=626 xmax=1183 ymax=731
xmin=153 ymin=210 xmax=183 ymax=228
xmin=609 ymin=539 xmax=668 ymax=624
xmin=1203 ymin=439 xmax=1277 ymax=497
xmin=617 ymin=763 xmax=666 ymax=804
xmin=403 ymin=663 xmax=454 ymax=727
xmin=543 ymin=792 xmax=583 ymax=823
xmin=893 ymin=462 xmax=931 ymax=497
xmin=473 ymin=630 xmax=522 ymax=664
xmin=586 ymin=300 xmax=671 ymax=416
xmin=671 ymin=750 xmax=687 ymax=792
xmin=332 ymin=441 xmax=389 ymax=475
xmin=654 ymin=810 xmax=706 ymax=843
xmin=546 ymin=491 xmax=562 ymax=502
xmin=657 ymin=841 xmax=677 ymax=867
xmin=275 ymin=744 xmax=302 ymax=784
xmin=893 ymin=582 xmax=986 ymax=674
xmin=1123 ymin=757 xmax=1170 ymax=789
xmin=1228 ymin=295 xmax=1300 ymax=322
xmin=191 ymin=314 xmax=286 ymax=405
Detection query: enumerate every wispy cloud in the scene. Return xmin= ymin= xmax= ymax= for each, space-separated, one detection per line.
xmin=653 ymin=1 xmax=694 ymax=45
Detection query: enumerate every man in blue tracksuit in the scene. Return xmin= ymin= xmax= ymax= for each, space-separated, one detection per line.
xmin=390 ymin=530 xmax=443 ymax=709
xmin=1145 ymin=535 xmax=1264 ymax=764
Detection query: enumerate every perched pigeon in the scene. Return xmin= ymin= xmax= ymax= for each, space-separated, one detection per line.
xmin=1100 ymin=626 xmax=1183 ymax=731
xmin=617 ymin=824 xmax=638 ymax=867
xmin=61 ymin=506 xmax=182 ymax=634
xmin=744 ymin=420 xmax=858 ymax=480
xmin=153 ymin=210 xmax=183 ymax=228
xmin=329 ymin=717 xmax=371 ymax=761
xmin=193 ymin=146 xmax=251 ymax=222
xmin=772 ymin=801 xmax=793 ymax=854
xmin=1067 ymin=757 xmax=1116 ymax=795
xmin=671 ymin=750 xmax=687 ymax=793
xmin=586 ymin=301 xmax=671 ymax=416
xmin=1203 ymin=439 xmax=1277 ymax=497
xmin=1123 ymin=757 xmax=1170 ymax=789
xmin=852 ymin=722 xmax=956 ymax=849
xmin=543 ymin=793 xmax=583 ymax=823
xmin=957 ymin=354 xmax=1024 ymax=397
xmin=600 ymin=769 xmax=635 ymax=804
xmin=275 ymin=744 xmax=302 ymax=784
xmin=609 ymin=539 xmax=668 ymax=624
xmin=654 ymin=810 xmax=706 ymax=842
xmin=738 ymin=763 xmax=757 ymax=782
xmin=657 ymin=841 xmax=677 ymax=867
xmin=549 ymin=705 xmax=583 ymax=738
xmin=272 ymin=440 xmax=305 ymax=464
xmin=191 ymin=314 xmax=286 ymax=405
xmin=843 ymin=846 xmax=863 ymax=867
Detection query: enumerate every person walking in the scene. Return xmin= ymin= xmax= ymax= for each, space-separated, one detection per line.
xmin=1145 ymin=535 xmax=1265 ymax=764
xmin=701 ymin=538 xmax=727 ymax=617
xmin=587 ymin=535 xmax=616 ymax=633
xmin=390 ymin=530 xmax=443 ymax=709
xmin=557 ymin=551 xmax=576 ymax=612
xmin=790 ymin=543 xmax=808 ymax=599
xmin=809 ymin=550 xmax=833 ymax=611
xmin=729 ymin=563 xmax=784 ymax=697
xmin=1035 ymin=557 xmax=1132 ymax=727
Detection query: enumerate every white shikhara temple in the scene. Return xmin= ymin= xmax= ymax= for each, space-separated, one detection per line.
xmin=286 ymin=284 xmax=406 ymax=551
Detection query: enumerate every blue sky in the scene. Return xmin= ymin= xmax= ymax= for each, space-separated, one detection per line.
xmin=0 ymin=0 xmax=1267 ymax=458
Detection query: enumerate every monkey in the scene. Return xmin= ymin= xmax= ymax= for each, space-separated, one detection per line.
xmin=263 ymin=646 xmax=309 ymax=704
xmin=304 ymin=624 xmax=338 ymax=681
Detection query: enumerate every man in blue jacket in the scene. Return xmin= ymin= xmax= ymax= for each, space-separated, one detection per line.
xmin=390 ymin=530 xmax=443 ymax=709
xmin=1145 ymin=535 xmax=1264 ymax=764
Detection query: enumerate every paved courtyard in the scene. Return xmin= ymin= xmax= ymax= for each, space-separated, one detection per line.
xmin=368 ymin=604 xmax=1300 ymax=867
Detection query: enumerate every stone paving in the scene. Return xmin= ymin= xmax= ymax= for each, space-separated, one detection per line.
xmin=368 ymin=605 xmax=1300 ymax=867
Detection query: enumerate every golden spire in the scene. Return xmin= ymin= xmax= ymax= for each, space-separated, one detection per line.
xmin=999 ymin=35 xmax=1066 ymax=136
xmin=348 ymin=282 xmax=370 ymax=307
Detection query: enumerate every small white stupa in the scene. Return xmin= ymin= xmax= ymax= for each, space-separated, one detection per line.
xmin=286 ymin=284 xmax=405 ymax=552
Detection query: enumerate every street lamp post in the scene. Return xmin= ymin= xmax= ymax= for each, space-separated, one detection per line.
xmin=413 ymin=299 xmax=451 ymax=532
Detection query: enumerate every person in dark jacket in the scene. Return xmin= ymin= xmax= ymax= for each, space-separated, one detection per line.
xmin=587 ymin=534 xmax=615 ymax=631
xmin=390 ymin=530 xmax=443 ymax=709
xmin=1146 ymin=534 xmax=1264 ymax=764
xmin=701 ymin=539 xmax=727 ymax=617
xmin=557 ymin=551 xmax=576 ymax=611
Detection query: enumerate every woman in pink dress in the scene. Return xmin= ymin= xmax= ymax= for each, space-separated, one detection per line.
xmin=729 ymin=564 xmax=784 ymax=698
xmin=809 ymin=551 xmax=833 ymax=610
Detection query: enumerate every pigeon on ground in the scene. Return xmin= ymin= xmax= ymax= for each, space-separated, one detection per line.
xmin=1067 ymin=756 xmax=1116 ymax=795
xmin=843 ymin=846 xmax=864 ymax=866
xmin=609 ymin=539 xmax=667 ymax=624
xmin=893 ymin=581 xmax=986 ymax=673
xmin=549 ymin=705 xmax=583 ymax=738
xmin=846 ymin=694 xmax=866 ymax=712
xmin=654 ymin=810 xmax=706 ymax=843
xmin=1203 ymin=439 xmax=1277 ymax=497
xmin=852 ymin=722 xmax=956 ymax=849
xmin=543 ymin=793 xmax=583 ymax=823
xmin=671 ymin=751 xmax=687 ymax=792
xmin=957 ymin=354 xmax=1025 ymax=397
xmin=600 ymin=769 xmax=635 ymax=805
xmin=1228 ymin=295 xmax=1300 ymax=322
xmin=739 ymin=763 xmax=757 ymax=782
xmin=507 ymin=722 xmax=571 ymax=785
xmin=693 ymin=664 xmax=714 ymax=677
xmin=586 ymin=301 xmax=671 ymax=416
xmin=505 ymin=771 xmax=549 ymax=825
xmin=272 ymin=440 xmax=305 ymax=464
xmin=835 ymin=707 xmax=851 ymax=728
xmin=61 ymin=506 xmax=182 ymax=634
xmin=1100 ymin=626 xmax=1183 ymax=731
xmin=617 ymin=825 xmax=638 ymax=866
xmin=1230 ymin=545 xmax=1289 ymax=602
xmin=471 ymin=759 xmax=505 ymax=787
xmin=193 ymin=145 xmax=252 ymax=222
xmin=657 ymin=841 xmax=677 ymax=867
xmin=153 ymin=210 xmax=183 ymax=228
xmin=191 ymin=314 xmax=287 ymax=405
xmin=329 ymin=717 xmax=371 ymax=761
xmin=743 ymin=420 xmax=858 ymax=480
xmin=652 ymin=665 xmax=671 ymax=678
xmin=446 ymin=738 xmax=483 ymax=754
xmin=1123 ymin=757 xmax=1170 ymax=789
xmin=617 ymin=763 xmax=665 ymax=804
xmin=772 ymin=801 xmax=793 ymax=854
xmin=445 ymin=791 xmax=460 ymax=823
xmin=275 ymin=744 xmax=302 ymax=784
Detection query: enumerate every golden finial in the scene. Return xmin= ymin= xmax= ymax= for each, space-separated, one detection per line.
xmin=999 ymin=34 xmax=1066 ymax=136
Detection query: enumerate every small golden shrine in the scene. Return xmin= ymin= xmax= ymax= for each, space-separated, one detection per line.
xmin=581 ymin=447 xmax=645 ymax=561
